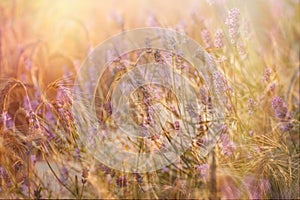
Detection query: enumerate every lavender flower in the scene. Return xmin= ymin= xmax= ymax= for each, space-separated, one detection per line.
xmin=195 ymin=164 xmax=209 ymax=180
xmin=280 ymin=121 xmax=293 ymax=132
xmin=225 ymin=8 xmax=240 ymax=44
xmin=116 ymin=176 xmax=127 ymax=187
xmin=271 ymin=96 xmax=288 ymax=119
xmin=214 ymin=29 xmax=225 ymax=48
xmin=21 ymin=182 xmax=29 ymax=196
xmin=213 ymin=71 xmax=229 ymax=96
xmin=243 ymin=176 xmax=271 ymax=199
xmin=186 ymin=103 xmax=199 ymax=118
xmin=24 ymin=57 xmax=32 ymax=71
xmin=60 ymin=166 xmax=69 ymax=185
xmin=236 ymin=39 xmax=246 ymax=59
xmin=146 ymin=14 xmax=159 ymax=27
xmin=74 ymin=148 xmax=80 ymax=160
xmin=219 ymin=134 xmax=236 ymax=156
xmin=174 ymin=121 xmax=180 ymax=130
xmin=45 ymin=110 xmax=55 ymax=123
xmin=30 ymin=155 xmax=37 ymax=165
xmin=1 ymin=111 xmax=13 ymax=130
xmin=271 ymin=96 xmax=293 ymax=131
xmin=201 ymin=29 xmax=212 ymax=48
xmin=269 ymin=83 xmax=276 ymax=92
xmin=247 ymin=98 xmax=257 ymax=115
xmin=262 ymin=68 xmax=271 ymax=83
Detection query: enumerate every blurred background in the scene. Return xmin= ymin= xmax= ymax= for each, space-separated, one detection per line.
xmin=0 ymin=0 xmax=299 ymax=199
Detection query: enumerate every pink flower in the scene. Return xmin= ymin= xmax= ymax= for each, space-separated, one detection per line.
xmin=1 ymin=111 xmax=13 ymax=130
xmin=214 ymin=29 xmax=225 ymax=48
xmin=195 ymin=164 xmax=209 ymax=180
xmin=243 ymin=175 xmax=270 ymax=199
xmin=248 ymin=98 xmax=257 ymax=115
xmin=146 ymin=14 xmax=159 ymax=27
xmin=30 ymin=155 xmax=37 ymax=164
xmin=262 ymin=68 xmax=272 ymax=83
xmin=225 ymin=8 xmax=240 ymax=44
xmin=174 ymin=121 xmax=180 ymax=130
xmin=220 ymin=178 xmax=241 ymax=199
xmin=219 ymin=134 xmax=236 ymax=156
xmin=271 ymin=96 xmax=288 ymax=119
xmin=60 ymin=167 xmax=69 ymax=185
xmin=116 ymin=176 xmax=127 ymax=187
xmin=236 ymin=39 xmax=247 ymax=59
xmin=213 ymin=71 xmax=229 ymax=95
xmin=201 ymin=29 xmax=212 ymax=48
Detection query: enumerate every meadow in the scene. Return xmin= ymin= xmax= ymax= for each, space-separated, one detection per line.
xmin=0 ymin=0 xmax=299 ymax=199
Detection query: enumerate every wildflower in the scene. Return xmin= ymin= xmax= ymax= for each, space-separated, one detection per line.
xmin=243 ymin=176 xmax=270 ymax=199
xmin=195 ymin=137 xmax=205 ymax=148
xmin=146 ymin=14 xmax=159 ymax=27
xmin=154 ymin=50 xmax=163 ymax=63
xmin=74 ymin=148 xmax=80 ymax=160
xmin=247 ymin=98 xmax=257 ymax=115
xmin=23 ymin=96 xmax=39 ymax=112
xmin=220 ymin=178 xmax=241 ymax=199
xmin=280 ymin=120 xmax=293 ymax=132
xmin=174 ymin=121 xmax=180 ymax=130
xmin=1 ymin=111 xmax=13 ymax=130
xmin=56 ymin=86 xmax=71 ymax=105
xmin=60 ymin=166 xmax=69 ymax=185
xmin=195 ymin=164 xmax=209 ymax=180
xmin=175 ymin=20 xmax=186 ymax=35
xmin=116 ymin=176 xmax=127 ymax=187
xmin=24 ymin=57 xmax=32 ymax=71
xmin=262 ymin=68 xmax=271 ymax=83
xmin=29 ymin=111 xmax=40 ymax=130
xmin=21 ymin=182 xmax=29 ymax=196
xmin=269 ymin=83 xmax=276 ymax=92
xmin=109 ymin=11 xmax=124 ymax=28
xmin=241 ymin=19 xmax=251 ymax=38
xmin=271 ymin=96 xmax=288 ymax=119
xmin=98 ymin=163 xmax=112 ymax=175
xmin=271 ymin=96 xmax=293 ymax=131
xmin=175 ymin=49 xmax=185 ymax=66
xmin=236 ymin=39 xmax=247 ymax=59
xmin=225 ymin=8 xmax=240 ymax=44
xmin=186 ymin=103 xmax=199 ymax=118
xmin=31 ymin=155 xmax=37 ymax=165
xmin=213 ymin=71 xmax=228 ymax=95
xmin=214 ymin=29 xmax=224 ymax=48
xmin=201 ymin=29 xmax=212 ymax=48
xmin=133 ymin=173 xmax=143 ymax=183
xmin=216 ymin=55 xmax=227 ymax=63
xmin=219 ymin=134 xmax=236 ymax=156
xmin=45 ymin=110 xmax=55 ymax=123
xmin=161 ymin=166 xmax=169 ymax=173
xmin=20 ymin=74 xmax=27 ymax=82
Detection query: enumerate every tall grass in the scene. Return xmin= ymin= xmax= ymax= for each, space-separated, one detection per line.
xmin=0 ymin=0 xmax=299 ymax=199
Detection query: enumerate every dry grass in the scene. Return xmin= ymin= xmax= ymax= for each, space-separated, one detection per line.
xmin=0 ymin=0 xmax=299 ymax=199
